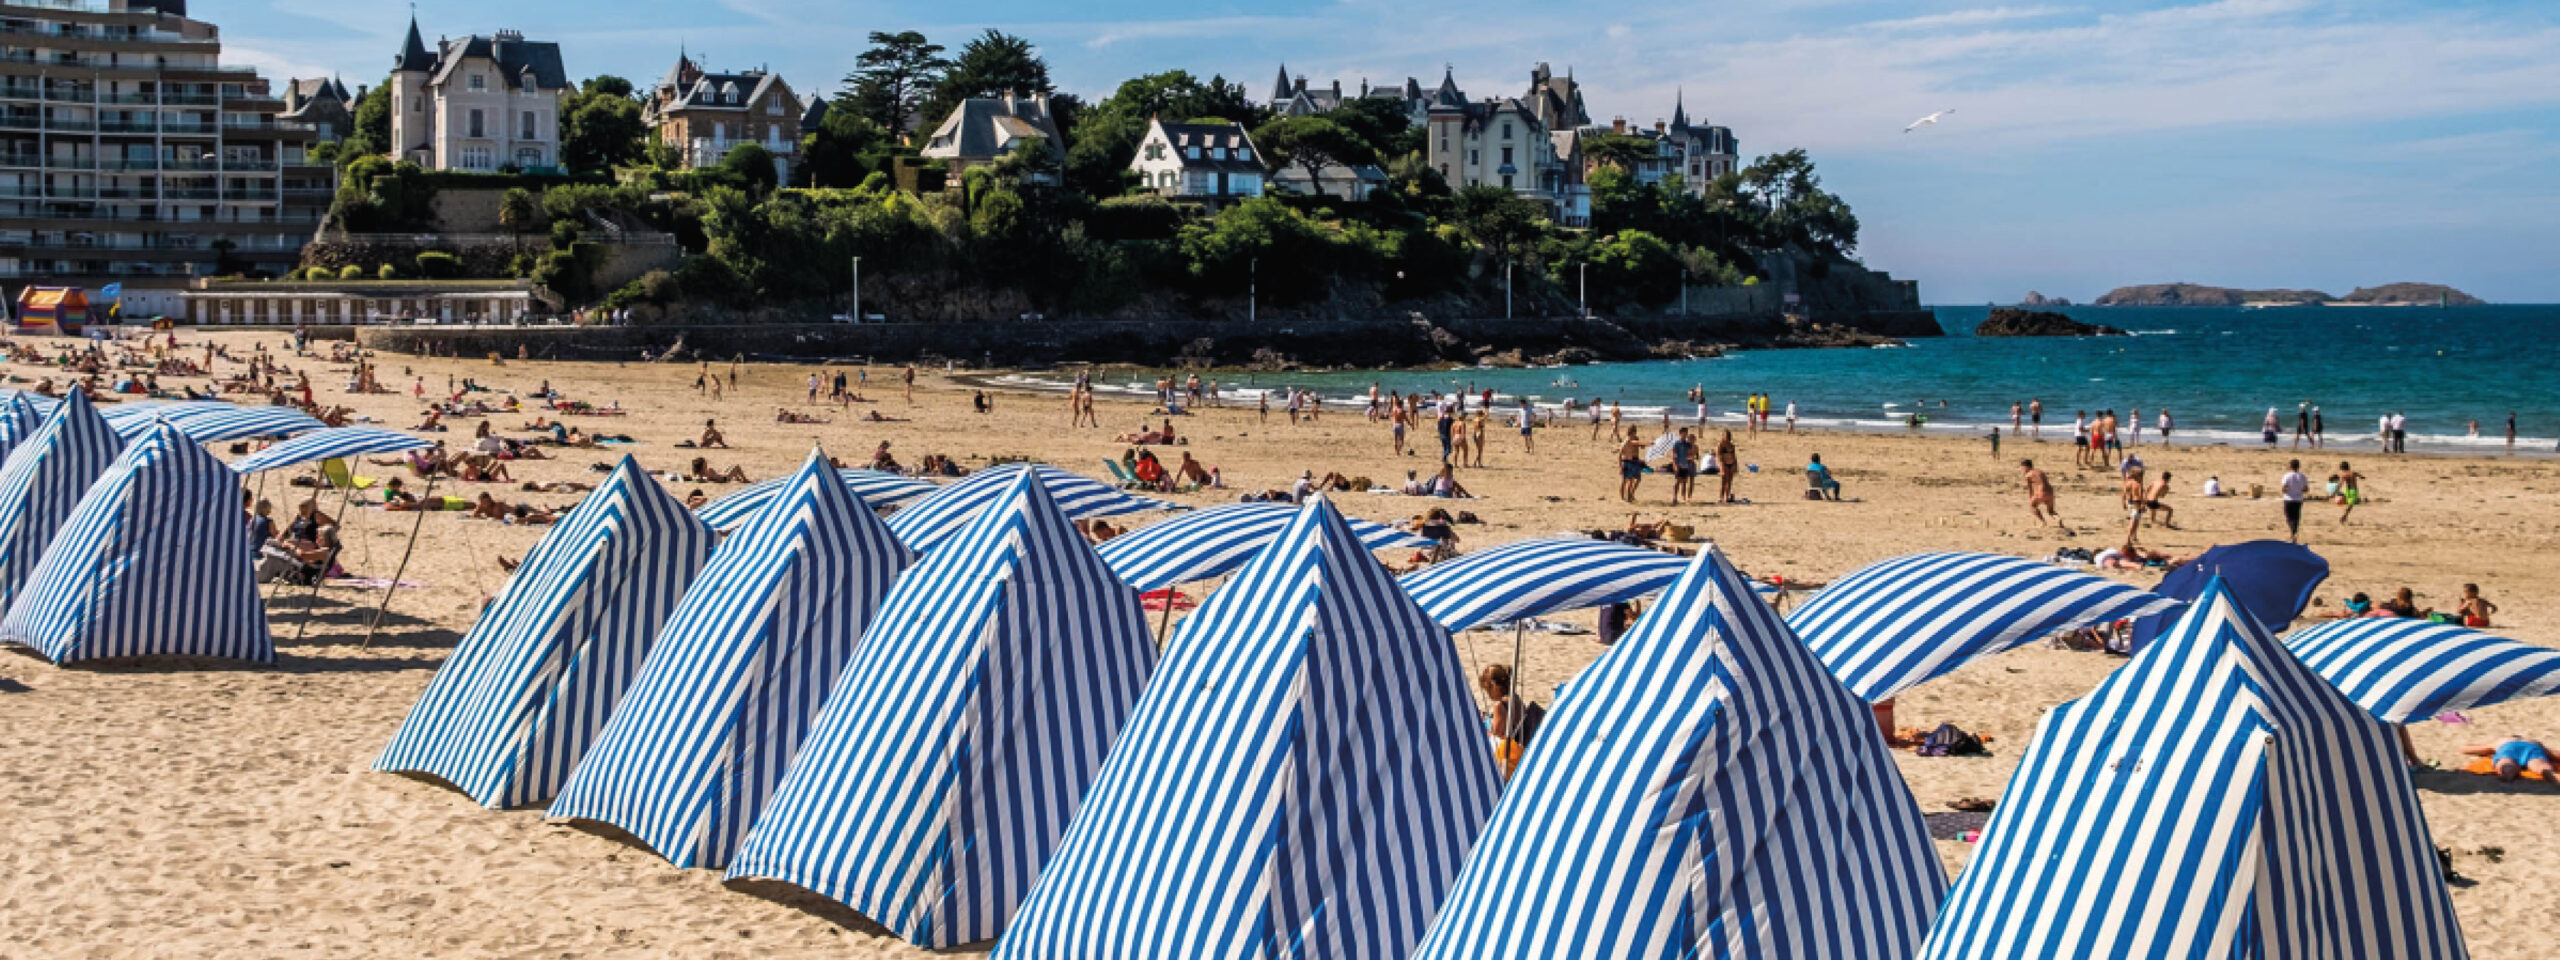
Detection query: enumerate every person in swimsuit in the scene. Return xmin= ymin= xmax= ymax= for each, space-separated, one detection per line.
xmin=2457 ymin=583 xmax=2498 ymax=628
xmin=2023 ymin=459 xmax=2062 ymax=530
xmin=2336 ymin=461 xmax=2362 ymax=524
xmin=1617 ymin=430 xmax=1647 ymax=503
xmin=2145 ymin=469 xmax=2175 ymax=529
xmin=1715 ymin=431 xmax=1740 ymax=503
xmin=2462 ymin=738 xmax=2557 ymax=784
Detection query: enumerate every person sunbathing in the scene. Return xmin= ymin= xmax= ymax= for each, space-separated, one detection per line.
xmin=415 ymin=408 xmax=445 ymax=431
xmin=2462 ymin=738 xmax=2557 ymax=784
xmin=862 ymin=410 xmax=908 ymax=422
xmin=455 ymin=454 xmax=511 ymax=483
xmin=700 ymin=419 xmax=730 ymax=448
xmin=518 ymin=480 xmax=593 ymax=494
xmin=686 ymin=456 xmax=750 ymax=483
xmin=2378 ymin=587 xmax=2430 ymax=619
xmin=380 ymin=478 xmax=425 ymax=511
xmin=507 ymin=504 xmax=557 ymax=525
xmin=683 ymin=489 xmax=710 ymax=509
xmin=775 ymin=407 xmax=832 ymax=424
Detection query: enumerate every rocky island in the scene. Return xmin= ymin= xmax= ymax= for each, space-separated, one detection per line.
xmin=2092 ymin=282 xmax=2482 ymax=306
xmin=1973 ymin=308 xmax=2126 ymax=337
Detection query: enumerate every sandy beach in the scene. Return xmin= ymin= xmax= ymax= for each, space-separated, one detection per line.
xmin=3 ymin=330 xmax=2555 ymax=959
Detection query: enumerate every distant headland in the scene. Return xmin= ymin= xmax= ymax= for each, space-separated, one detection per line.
xmin=2083 ymin=282 xmax=2483 ymax=307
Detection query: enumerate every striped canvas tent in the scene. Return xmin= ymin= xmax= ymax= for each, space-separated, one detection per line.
xmin=0 ymin=390 xmax=122 ymax=610
xmin=694 ymin=469 xmax=938 ymax=532
xmin=730 ymin=470 xmax=1156 ymax=948
xmin=885 ymin=464 xmax=1175 ymax=554
xmin=373 ymin=457 xmax=714 ymax=807
xmin=1399 ymin=537 xmax=1694 ymax=634
xmin=1094 ymin=502 xmax=1432 ymax=592
xmin=0 ymin=422 xmax=270 ymax=664
xmin=0 ymin=394 xmax=42 ymax=462
xmin=547 ymin=449 xmax=914 ymax=869
xmin=2287 ymin=617 xmax=2560 ymax=724
xmin=1918 ymin=581 xmax=2466 ymax=960
xmin=1414 ymin=545 xmax=1945 ymax=960
xmin=232 ymin=427 xmax=432 ymax=475
xmin=0 ymin=390 xmax=61 ymax=418
xmin=1789 ymin=552 xmax=2186 ymax=702
xmin=992 ymin=496 xmax=1497 ymax=960
xmin=106 ymin=404 xmax=325 ymax=443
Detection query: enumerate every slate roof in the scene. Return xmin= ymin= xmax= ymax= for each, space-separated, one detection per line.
xmin=415 ymin=33 xmax=571 ymax=92
xmin=920 ymin=95 xmax=1062 ymax=161
xmin=1147 ymin=121 xmax=1265 ymax=174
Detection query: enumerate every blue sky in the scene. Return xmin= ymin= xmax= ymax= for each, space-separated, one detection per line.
xmin=224 ymin=0 xmax=2560 ymax=303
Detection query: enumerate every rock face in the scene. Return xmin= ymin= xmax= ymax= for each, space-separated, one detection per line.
xmin=1974 ymin=308 xmax=2126 ymax=337
xmin=2340 ymin=283 xmax=2483 ymax=306
xmin=2019 ymin=291 xmax=2072 ymax=307
xmin=2094 ymin=283 xmax=2331 ymax=306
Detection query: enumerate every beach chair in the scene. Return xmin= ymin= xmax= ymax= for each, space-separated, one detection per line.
xmin=1102 ymin=458 xmax=1142 ymax=489
xmin=321 ymin=457 xmax=378 ymax=491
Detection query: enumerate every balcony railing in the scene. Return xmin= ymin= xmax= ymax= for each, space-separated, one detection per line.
xmin=97 ymin=119 xmax=156 ymax=133
xmin=161 ymin=92 xmax=218 ymax=106
xmin=222 ymin=190 xmax=277 ymax=201
xmin=0 ymin=115 xmax=36 ymax=130
xmin=0 ymin=86 xmax=37 ymax=100
xmin=157 ymin=122 xmax=216 ymax=135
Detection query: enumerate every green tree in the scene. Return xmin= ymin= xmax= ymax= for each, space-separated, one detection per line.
xmin=1324 ymin=97 xmax=1421 ymax=161
xmin=1449 ymin=184 xmax=1546 ymax=263
xmin=1581 ymin=133 xmax=1656 ymax=172
xmin=721 ymin=141 xmax=781 ymax=194
xmin=498 ymin=187 xmax=537 ymax=255
xmin=561 ymin=76 xmax=646 ymax=173
xmin=1735 ymin=148 xmax=1858 ymax=257
xmin=919 ymin=29 xmax=1051 ymax=126
xmin=798 ymin=108 xmax=890 ymax=188
xmin=341 ymin=81 xmax=391 ymax=164
xmin=846 ymin=31 xmax=950 ymax=140
xmin=1252 ymin=116 xmax=1373 ymax=192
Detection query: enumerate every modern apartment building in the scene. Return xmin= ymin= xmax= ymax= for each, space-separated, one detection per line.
xmin=0 ymin=0 xmax=329 ymax=311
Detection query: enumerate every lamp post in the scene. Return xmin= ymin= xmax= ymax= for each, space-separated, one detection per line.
xmin=1504 ymin=259 xmax=1512 ymax=320
xmin=1249 ymin=256 xmax=1257 ymax=324
xmin=850 ymin=256 xmax=861 ymax=322
xmin=1578 ymin=261 xmax=1588 ymax=319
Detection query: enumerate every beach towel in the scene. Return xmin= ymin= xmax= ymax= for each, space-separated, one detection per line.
xmin=2462 ymin=758 xmax=2551 ymax=781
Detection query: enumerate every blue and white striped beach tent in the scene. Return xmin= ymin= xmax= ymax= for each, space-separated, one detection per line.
xmin=547 ymin=449 xmax=914 ymax=869
xmin=0 ymin=389 xmax=122 ymax=610
xmin=0 ymin=394 xmax=43 ymax=461
xmin=1918 ymin=580 xmax=2466 ymax=960
xmin=0 ymin=390 xmax=61 ymax=418
xmin=1414 ymin=545 xmax=1945 ymax=960
xmin=1400 ymin=537 xmax=1694 ymax=634
xmin=231 ymin=427 xmax=431 ymax=475
xmin=2287 ymin=617 xmax=2560 ymax=724
xmin=1789 ymin=552 xmax=2186 ymax=702
xmin=885 ymin=464 xmax=1175 ymax=554
xmin=694 ymin=469 xmax=938 ymax=532
xmin=1094 ymin=502 xmax=1432 ymax=592
xmin=992 ymin=496 xmax=1497 ymax=960
xmin=373 ymin=456 xmax=713 ymax=808
xmin=0 ymin=422 xmax=270 ymax=664
xmin=101 ymin=401 xmax=318 ymax=442
xmin=730 ymin=470 xmax=1156 ymax=948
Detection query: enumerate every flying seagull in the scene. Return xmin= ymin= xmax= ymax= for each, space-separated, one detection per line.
xmin=1904 ymin=108 xmax=1954 ymax=133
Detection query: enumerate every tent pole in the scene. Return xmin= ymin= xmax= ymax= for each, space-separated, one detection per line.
xmin=1505 ymin=620 xmax=1526 ymax=783
xmin=294 ymin=475 xmax=360 ymax=642
xmin=1156 ymin=584 xmax=1177 ymax=645
xmin=360 ymin=474 xmax=436 ymax=648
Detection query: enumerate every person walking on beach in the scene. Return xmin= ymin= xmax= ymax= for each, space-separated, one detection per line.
xmin=1617 ymin=430 xmax=1647 ymax=503
xmin=2156 ymin=408 xmax=2173 ymax=446
xmin=1517 ymin=398 xmax=1536 ymax=455
xmin=2311 ymin=405 xmax=2324 ymax=448
xmin=1669 ymin=428 xmax=1699 ymax=504
xmin=2508 ymin=412 xmax=2518 ymax=452
xmin=902 ymin=364 xmax=915 ymax=403
xmin=2390 ymin=412 xmax=2408 ymax=454
xmin=2336 ymin=461 xmax=2363 ymax=523
xmin=2011 ymin=402 xmax=2022 ymax=433
xmin=1437 ymin=399 xmax=1457 ymax=462
xmin=1389 ymin=400 xmax=1410 ymax=456
xmin=2293 ymin=402 xmax=2311 ymax=449
xmin=1258 ymin=391 xmax=1270 ymax=424
xmin=2280 ymin=459 xmax=2309 ymax=542
xmin=1785 ymin=400 xmax=1798 ymax=434
xmin=2120 ymin=465 xmax=2148 ymax=545
xmin=1715 ymin=430 xmax=1741 ymax=504
xmin=2147 ymin=470 xmax=2176 ymax=529
xmin=1608 ymin=401 xmax=1624 ymax=443
xmin=2022 ymin=460 xmax=2062 ymax=531
xmin=2029 ymin=398 xmax=2043 ymax=439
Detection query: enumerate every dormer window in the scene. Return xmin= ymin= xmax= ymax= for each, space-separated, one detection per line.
xmin=1238 ymin=147 xmax=1252 ymax=161
xmin=1186 ymin=146 xmax=1199 ymax=160
xmin=468 ymin=74 xmax=486 ymax=92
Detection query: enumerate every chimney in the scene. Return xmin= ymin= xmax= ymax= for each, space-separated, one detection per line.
xmin=1611 ymin=116 xmax=1626 ymax=134
xmin=1331 ymin=80 xmax=1341 ymax=99
xmin=1293 ymin=77 xmax=1307 ymax=94
xmin=1655 ymin=119 xmax=1666 ymax=135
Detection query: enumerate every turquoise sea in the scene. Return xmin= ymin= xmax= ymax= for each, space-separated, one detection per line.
xmin=1016 ymin=304 xmax=2560 ymax=453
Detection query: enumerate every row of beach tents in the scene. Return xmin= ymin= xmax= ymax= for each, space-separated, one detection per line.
xmin=355 ymin=444 xmax=2560 ymax=959
xmin=0 ymin=389 xmax=2548 ymax=958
